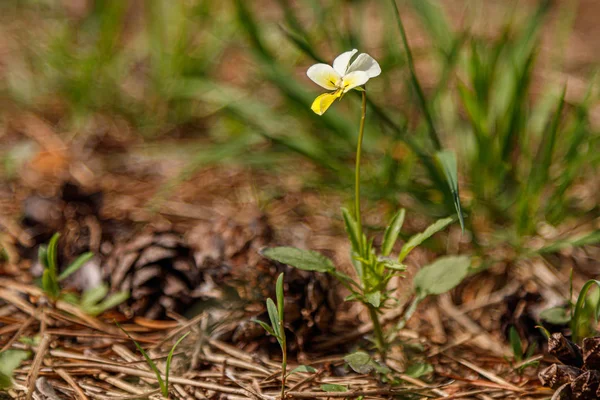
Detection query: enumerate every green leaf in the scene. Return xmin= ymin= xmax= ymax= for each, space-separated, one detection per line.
xmin=435 ymin=150 xmax=464 ymax=232
xmin=509 ymin=326 xmax=523 ymax=361
xmin=266 ymin=298 xmax=281 ymax=340
xmin=276 ymin=273 xmax=284 ymax=323
xmin=165 ymin=332 xmax=189 ymax=394
xmin=398 ymin=217 xmax=454 ymax=262
xmin=289 ymin=365 xmax=317 ymax=374
xmin=414 ymin=255 xmax=471 ymax=297
xmin=117 ymin=322 xmax=167 ymax=396
xmin=379 ymin=258 xmax=407 ymax=271
xmin=47 ymin=232 xmax=60 ymax=275
xmin=539 ymin=306 xmax=571 ymax=325
xmin=381 ymin=208 xmax=405 ymax=256
xmin=344 ymin=351 xmax=374 ymax=374
xmin=38 ymin=245 xmax=48 ymax=269
xmin=572 ymin=280 xmax=600 ymax=342
xmin=81 ymin=284 xmax=109 ymax=308
xmin=404 ymin=363 xmax=434 ymax=378
xmin=0 ymin=350 xmax=30 ymax=389
xmin=342 ymin=208 xmax=363 ymax=254
xmin=252 ymin=319 xmax=275 ymax=337
xmin=321 ymin=384 xmax=347 ymax=392
xmin=86 ymin=291 xmax=129 ymax=316
xmin=42 ymin=269 xmax=60 ymax=299
xmin=261 ymin=247 xmax=335 ymax=273
xmin=365 ymin=292 xmax=381 ymax=308
xmin=58 ymin=252 xmax=93 ymax=281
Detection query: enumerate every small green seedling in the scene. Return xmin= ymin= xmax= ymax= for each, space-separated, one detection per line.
xmin=507 ymin=326 xmax=539 ymax=373
xmin=540 ymin=278 xmax=600 ymax=343
xmin=117 ymin=322 xmax=189 ymax=398
xmin=253 ymin=273 xmax=287 ymax=399
xmin=38 ymin=233 xmax=129 ymax=315
xmin=39 ymin=233 xmax=92 ymax=300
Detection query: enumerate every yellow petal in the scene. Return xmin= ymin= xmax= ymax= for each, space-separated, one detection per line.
xmin=311 ymin=91 xmax=342 ymax=115
xmin=341 ymin=71 xmax=369 ymax=93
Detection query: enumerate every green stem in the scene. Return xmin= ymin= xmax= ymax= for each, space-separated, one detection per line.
xmin=368 ymin=304 xmax=386 ymax=361
xmin=355 ymin=91 xmax=367 ymax=250
xmin=280 ymin=320 xmax=287 ymax=399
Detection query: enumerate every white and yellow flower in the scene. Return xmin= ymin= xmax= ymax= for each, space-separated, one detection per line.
xmin=306 ymin=49 xmax=381 ymax=115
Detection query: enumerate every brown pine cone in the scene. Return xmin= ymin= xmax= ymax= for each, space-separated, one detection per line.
xmin=105 ymin=229 xmax=225 ymax=319
xmin=187 ymin=214 xmax=339 ymax=352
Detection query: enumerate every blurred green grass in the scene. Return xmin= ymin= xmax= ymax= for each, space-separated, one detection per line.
xmin=0 ymin=0 xmax=598 ymax=261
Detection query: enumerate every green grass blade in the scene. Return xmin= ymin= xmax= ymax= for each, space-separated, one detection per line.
xmin=407 ymin=0 xmax=453 ymax=55
xmin=165 ymin=332 xmax=190 ymax=394
xmin=435 ymin=150 xmax=464 ymax=232
xmin=572 ymin=280 xmax=600 ymax=342
xmin=117 ymin=322 xmax=166 ymax=396
xmin=389 ymin=0 xmax=441 ymax=151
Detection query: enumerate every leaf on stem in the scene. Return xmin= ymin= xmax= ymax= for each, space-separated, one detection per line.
xmin=539 ymin=306 xmax=571 ymax=325
xmin=252 ymin=319 xmax=276 ymax=337
xmin=342 ymin=208 xmax=363 ymax=254
xmin=58 ymin=252 xmax=94 ymax=281
xmin=47 ymin=232 xmax=60 ymax=275
xmin=289 ymin=365 xmax=317 ymax=374
xmin=344 ymin=351 xmax=375 ymax=374
xmin=321 ymin=384 xmax=347 ymax=392
xmin=405 ymin=363 xmax=434 ymax=378
xmin=261 ymin=247 xmax=335 ymax=273
xmin=381 ymin=208 xmax=405 ymax=256
xmin=366 ymin=292 xmax=381 ymax=308
xmin=276 ymin=273 xmax=284 ymax=322
xmin=266 ymin=298 xmax=282 ymax=340
xmin=398 ymin=217 xmax=454 ymax=262
xmin=413 ymin=255 xmax=471 ymax=297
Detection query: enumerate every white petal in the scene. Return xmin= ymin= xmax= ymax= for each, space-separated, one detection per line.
xmin=306 ymin=63 xmax=341 ymax=90
xmin=341 ymin=71 xmax=369 ymax=93
xmin=347 ymin=53 xmax=381 ymax=78
xmin=333 ymin=49 xmax=358 ymax=76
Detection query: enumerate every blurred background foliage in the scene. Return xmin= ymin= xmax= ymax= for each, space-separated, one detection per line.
xmin=0 ymin=0 xmax=598 ymax=264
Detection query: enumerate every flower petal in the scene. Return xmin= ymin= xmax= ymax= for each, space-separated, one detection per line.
xmin=347 ymin=53 xmax=381 ymax=78
xmin=333 ymin=49 xmax=358 ymax=76
xmin=341 ymin=71 xmax=369 ymax=93
xmin=307 ymin=64 xmax=341 ymax=90
xmin=311 ymin=90 xmax=343 ymax=115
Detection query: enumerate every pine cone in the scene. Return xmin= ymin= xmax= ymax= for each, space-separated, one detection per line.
xmin=105 ymin=230 xmax=225 ymax=319
xmin=187 ymin=214 xmax=339 ymax=352
xmin=539 ymin=334 xmax=600 ymax=399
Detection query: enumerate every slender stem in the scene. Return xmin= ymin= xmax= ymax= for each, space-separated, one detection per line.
xmin=355 ymin=90 xmax=367 ymax=249
xmin=368 ymin=305 xmax=386 ymax=361
xmin=356 ymin=91 xmax=386 ymax=360
xmin=280 ymin=320 xmax=287 ymax=399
